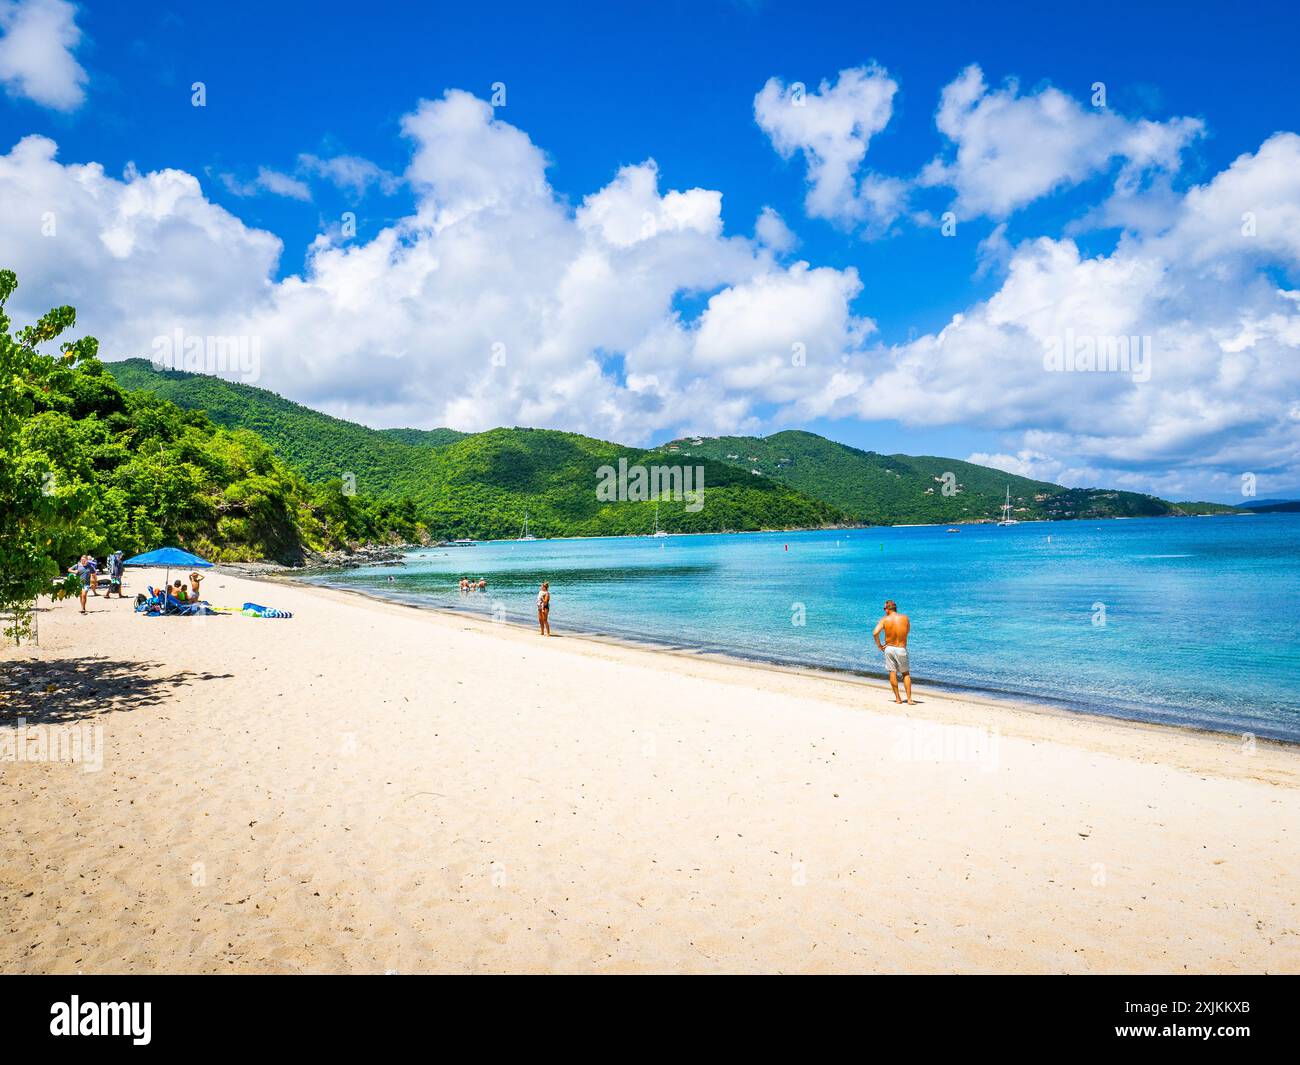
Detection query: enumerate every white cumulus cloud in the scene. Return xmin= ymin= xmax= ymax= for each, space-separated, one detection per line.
xmin=754 ymin=206 xmax=795 ymax=253
xmin=0 ymin=134 xmax=282 ymax=345
xmin=3 ymin=83 xmax=1299 ymax=499
xmin=0 ymin=93 xmax=872 ymax=447
xmin=844 ymin=133 xmax=1300 ymax=495
xmin=754 ymin=65 xmax=902 ymax=233
xmin=919 ymin=64 xmax=1204 ymax=220
xmin=0 ymin=0 xmax=87 ymax=111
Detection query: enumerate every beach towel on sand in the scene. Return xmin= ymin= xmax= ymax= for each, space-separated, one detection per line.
xmin=240 ymin=601 xmax=293 ymax=619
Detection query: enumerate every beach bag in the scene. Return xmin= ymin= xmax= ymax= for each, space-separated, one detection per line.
xmin=136 ymin=588 xmax=165 ymax=615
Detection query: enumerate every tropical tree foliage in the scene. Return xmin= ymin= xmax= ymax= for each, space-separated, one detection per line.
xmin=0 ymin=271 xmax=426 ymax=642
xmin=0 ymin=270 xmax=97 ymax=640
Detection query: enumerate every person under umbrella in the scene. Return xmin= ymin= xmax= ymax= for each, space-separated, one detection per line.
xmin=121 ymin=547 xmax=214 ymax=600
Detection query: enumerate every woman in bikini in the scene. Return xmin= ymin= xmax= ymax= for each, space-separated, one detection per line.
xmin=536 ymin=581 xmax=551 ymax=636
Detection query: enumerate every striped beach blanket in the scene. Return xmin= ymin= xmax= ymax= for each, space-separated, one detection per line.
xmin=240 ymin=602 xmax=293 ymax=619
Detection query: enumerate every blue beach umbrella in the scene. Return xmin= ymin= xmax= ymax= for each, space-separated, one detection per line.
xmin=122 ymin=547 xmax=213 ymax=594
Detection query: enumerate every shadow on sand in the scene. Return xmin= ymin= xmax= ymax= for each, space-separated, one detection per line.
xmin=0 ymin=656 xmax=233 ymax=726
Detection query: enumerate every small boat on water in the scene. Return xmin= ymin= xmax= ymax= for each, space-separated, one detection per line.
xmin=650 ymin=503 xmax=669 ymax=538
xmin=946 ymin=527 xmax=960 ymax=533
xmin=997 ymin=486 xmax=1019 ymax=526
xmin=518 ymin=511 xmax=536 ymax=541
xmin=448 ymin=538 xmax=476 ymax=547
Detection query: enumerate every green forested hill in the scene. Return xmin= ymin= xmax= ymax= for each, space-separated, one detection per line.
xmin=106 ymin=360 xmax=1235 ymax=536
xmin=108 ymin=359 xmax=467 ymax=463
xmin=106 ymin=359 xmax=452 ymax=497
xmin=416 ymin=427 xmax=846 ymax=539
xmin=378 ymin=427 xmax=469 ymax=448
xmin=655 ymin=430 xmax=1236 ymax=523
xmin=104 ymin=361 xmax=847 ymax=538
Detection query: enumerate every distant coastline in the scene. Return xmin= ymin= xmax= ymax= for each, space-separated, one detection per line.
xmin=278 ymin=507 xmax=1253 ymax=571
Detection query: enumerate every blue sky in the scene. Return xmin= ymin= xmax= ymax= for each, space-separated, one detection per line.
xmin=2 ymin=0 xmax=1299 ymax=500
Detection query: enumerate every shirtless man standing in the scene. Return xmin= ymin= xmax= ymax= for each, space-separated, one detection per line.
xmin=873 ymin=599 xmax=913 ymax=704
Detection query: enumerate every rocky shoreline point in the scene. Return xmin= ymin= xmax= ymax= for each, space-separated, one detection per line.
xmin=219 ymin=544 xmax=411 ymax=577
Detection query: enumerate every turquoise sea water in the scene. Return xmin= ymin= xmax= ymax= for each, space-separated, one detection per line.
xmin=304 ymin=514 xmax=1300 ymax=742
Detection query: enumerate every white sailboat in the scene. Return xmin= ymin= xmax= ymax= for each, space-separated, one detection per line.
xmin=997 ymin=485 xmax=1019 ymax=526
xmin=517 ymin=510 xmax=536 ymax=541
xmin=651 ymin=503 xmax=669 ymax=537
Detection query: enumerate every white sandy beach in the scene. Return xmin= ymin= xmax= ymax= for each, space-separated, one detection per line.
xmin=2 ymin=565 xmax=1297 ymax=974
